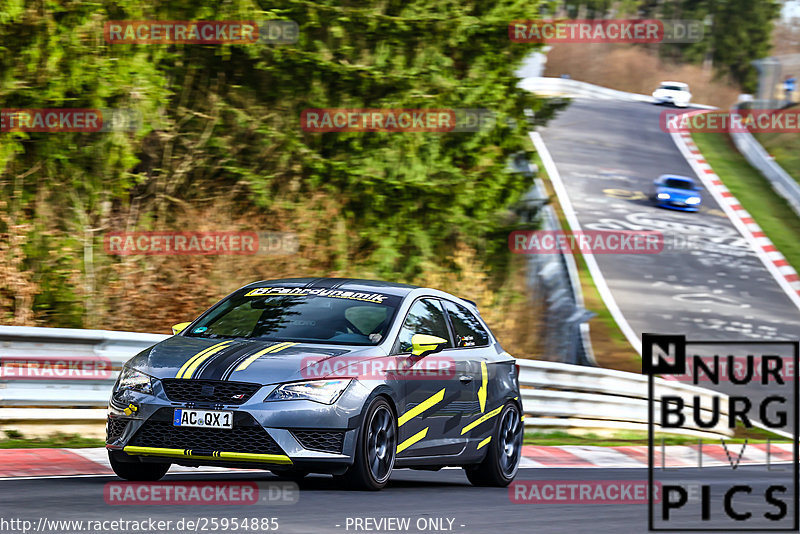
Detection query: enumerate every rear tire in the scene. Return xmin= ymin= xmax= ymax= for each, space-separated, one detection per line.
xmin=338 ymin=397 xmax=396 ymax=490
xmin=464 ymin=402 xmax=522 ymax=487
xmin=109 ymin=451 xmax=170 ymax=481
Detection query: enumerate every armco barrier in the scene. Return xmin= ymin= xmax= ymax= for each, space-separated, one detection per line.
xmin=519 ymin=77 xmax=655 ymax=103
xmin=728 ymin=107 xmax=800 ymax=219
xmin=0 ymin=326 xmax=731 ymax=438
xmin=518 ymin=76 xmax=716 ymax=109
xmin=518 ymin=359 xmax=731 ymax=439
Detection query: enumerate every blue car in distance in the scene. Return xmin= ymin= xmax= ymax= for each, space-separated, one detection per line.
xmin=650 ymin=174 xmax=702 ymax=212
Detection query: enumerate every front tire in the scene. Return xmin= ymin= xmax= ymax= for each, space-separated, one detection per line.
xmin=109 ymin=451 xmax=170 ymax=481
xmin=338 ymin=397 xmax=396 ymax=490
xmin=464 ymin=402 xmax=523 ymax=487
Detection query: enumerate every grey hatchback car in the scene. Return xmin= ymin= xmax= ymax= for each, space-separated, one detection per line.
xmin=106 ymin=278 xmax=523 ymax=490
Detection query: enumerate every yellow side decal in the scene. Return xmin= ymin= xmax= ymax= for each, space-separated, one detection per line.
xmin=175 ymin=341 xmax=233 ymax=379
xmin=477 ymin=436 xmax=492 ymax=450
xmin=234 ymin=342 xmax=298 ymax=372
xmin=398 ymin=388 xmax=445 ymax=427
xmin=180 ymin=341 xmax=237 ymax=379
xmin=477 ymin=362 xmax=487 ymax=413
xmin=460 ymin=405 xmax=503 ymax=435
xmin=396 ymin=427 xmax=428 ymax=453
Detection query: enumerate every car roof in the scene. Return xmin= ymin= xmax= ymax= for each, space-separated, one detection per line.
xmin=238 ymin=277 xmax=481 ymax=309
xmin=659 ymin=81 xmax=689 ymax=88
xmin=241 ymin=277 xmax=420 ymax=297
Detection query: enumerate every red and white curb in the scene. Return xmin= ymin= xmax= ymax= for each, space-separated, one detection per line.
xmin=670 ymin=112 xmax=800 ymax=312
xmin=520 ymin=443 xmax=793 ymax=468
xmin=0 ymin=445 xmax=793 ymax=479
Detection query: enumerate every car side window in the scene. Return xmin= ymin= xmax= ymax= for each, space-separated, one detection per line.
xmin=396 ymin=299 xmax=452 ymax=353
xmin=443 ymin=301 xmax=490 ymax=347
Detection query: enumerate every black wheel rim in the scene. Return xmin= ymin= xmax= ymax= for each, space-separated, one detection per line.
xmin=366 ymin=405 xmax=395 ymax=483
xmin=499 ymin=406 xmax=522 ymax=477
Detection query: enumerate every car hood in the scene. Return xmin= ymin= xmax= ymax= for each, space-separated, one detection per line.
xmin=126 ymin=335 xmax=385 ymax=385
xmin=656 ymin=186 xmax=699 ymax=200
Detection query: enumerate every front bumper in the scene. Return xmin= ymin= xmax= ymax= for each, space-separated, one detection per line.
xmin=655 ymin=199 xmax=700 ymax=212
xmin=106 ymin=379 xmax=373 ymax=469
xmin=121 ymin=446 xmax=293 ymax=465
xmin=653 ymin=96 xmax=689 ymax=107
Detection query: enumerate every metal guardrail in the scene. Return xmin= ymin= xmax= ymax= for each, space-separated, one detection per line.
xmin=519 ymin=77 xmax=655 ymax=103
xmin=0 ymin=326 xmax=731 ymax=438
xmin=0 ymin=325 xmax=167 ymax=410
xmin=518 ymin=359 xmax=731 ymax=439
xmin=728 ymin=107 xmax=800 ymax=219
xmin=519 ymin=76 xmax=717 ymax=109
xmin=520 ymin=178 xmax=596 ymax=366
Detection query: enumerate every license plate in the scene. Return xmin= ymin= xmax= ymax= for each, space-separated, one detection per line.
xmin=173 ymin=409 xmax=233 ymax=429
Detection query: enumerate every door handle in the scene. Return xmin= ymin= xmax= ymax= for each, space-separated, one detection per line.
xmin=459 ymin=375 xmax=473 ymax=384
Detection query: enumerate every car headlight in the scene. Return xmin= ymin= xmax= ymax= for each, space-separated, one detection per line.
xmin=657 ymin=193 xmax=670 ymax=200
xmin=265 ymin=379 xmax=352 ymax=404
xmin=115 ymin=367 xmax=155 ymax=395
xmin=686 ymin=197 xmax=701 ymax=205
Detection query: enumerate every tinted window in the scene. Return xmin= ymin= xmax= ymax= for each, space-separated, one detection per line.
xmin=396 ymin=299 xmax=452 ymax=353
xmin=443 ymin=301 xmax=490 ymax=347
xmin=185 ymin=287 xmax=400 ymax=345
xmin=664 ymin=178 xmax=694 ymax=190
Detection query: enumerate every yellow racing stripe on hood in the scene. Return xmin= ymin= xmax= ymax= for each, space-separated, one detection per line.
xmin=234 ymin=342 xmax=298 ymax=372
xmin=175 ymin=341 xmax=233 ymax=379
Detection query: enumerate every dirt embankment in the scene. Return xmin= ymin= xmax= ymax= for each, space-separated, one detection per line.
xmin=544 ymin=43 xmax=742 ymax=109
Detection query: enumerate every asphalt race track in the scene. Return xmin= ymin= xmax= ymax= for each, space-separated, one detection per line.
xmin=1 ymin=467 xmax=795 ymax=534
xmin=538 ymin=99 xmax=800 ymax=345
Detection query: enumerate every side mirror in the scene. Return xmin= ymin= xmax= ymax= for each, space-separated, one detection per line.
xmin=172 ymin=322 xmax=191 ymax=335
xmin=410 ymin=334 xmax=448 ymax=358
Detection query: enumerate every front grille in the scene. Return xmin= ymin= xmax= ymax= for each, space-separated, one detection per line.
xmin=161 ymin=379 xmax=261 ymax=405
xmin=107 ymin=417 xmax=129 ymax=441
xmin=291 ymin=430 xmax=345 ymax=454
xmin=129 ymin=408 xmax=283 ymax=455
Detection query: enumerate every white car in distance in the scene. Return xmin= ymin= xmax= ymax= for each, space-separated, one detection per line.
xmin=652 ymin=81 xmax=692 ymax=108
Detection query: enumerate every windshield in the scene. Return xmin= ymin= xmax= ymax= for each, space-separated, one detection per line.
xmin=185 ymin=287 xmax=402 ymax=345
xmin=664 ymin=178 xmax=695 ymax=190
xmin=659 ymin=84 xmax=687 ymax=92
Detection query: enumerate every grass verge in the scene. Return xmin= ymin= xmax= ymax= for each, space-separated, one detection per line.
xmin=0 ymin=430 xmax=105 ymax=449
xmin=691 ymin=131 xmax=800 ymax=274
